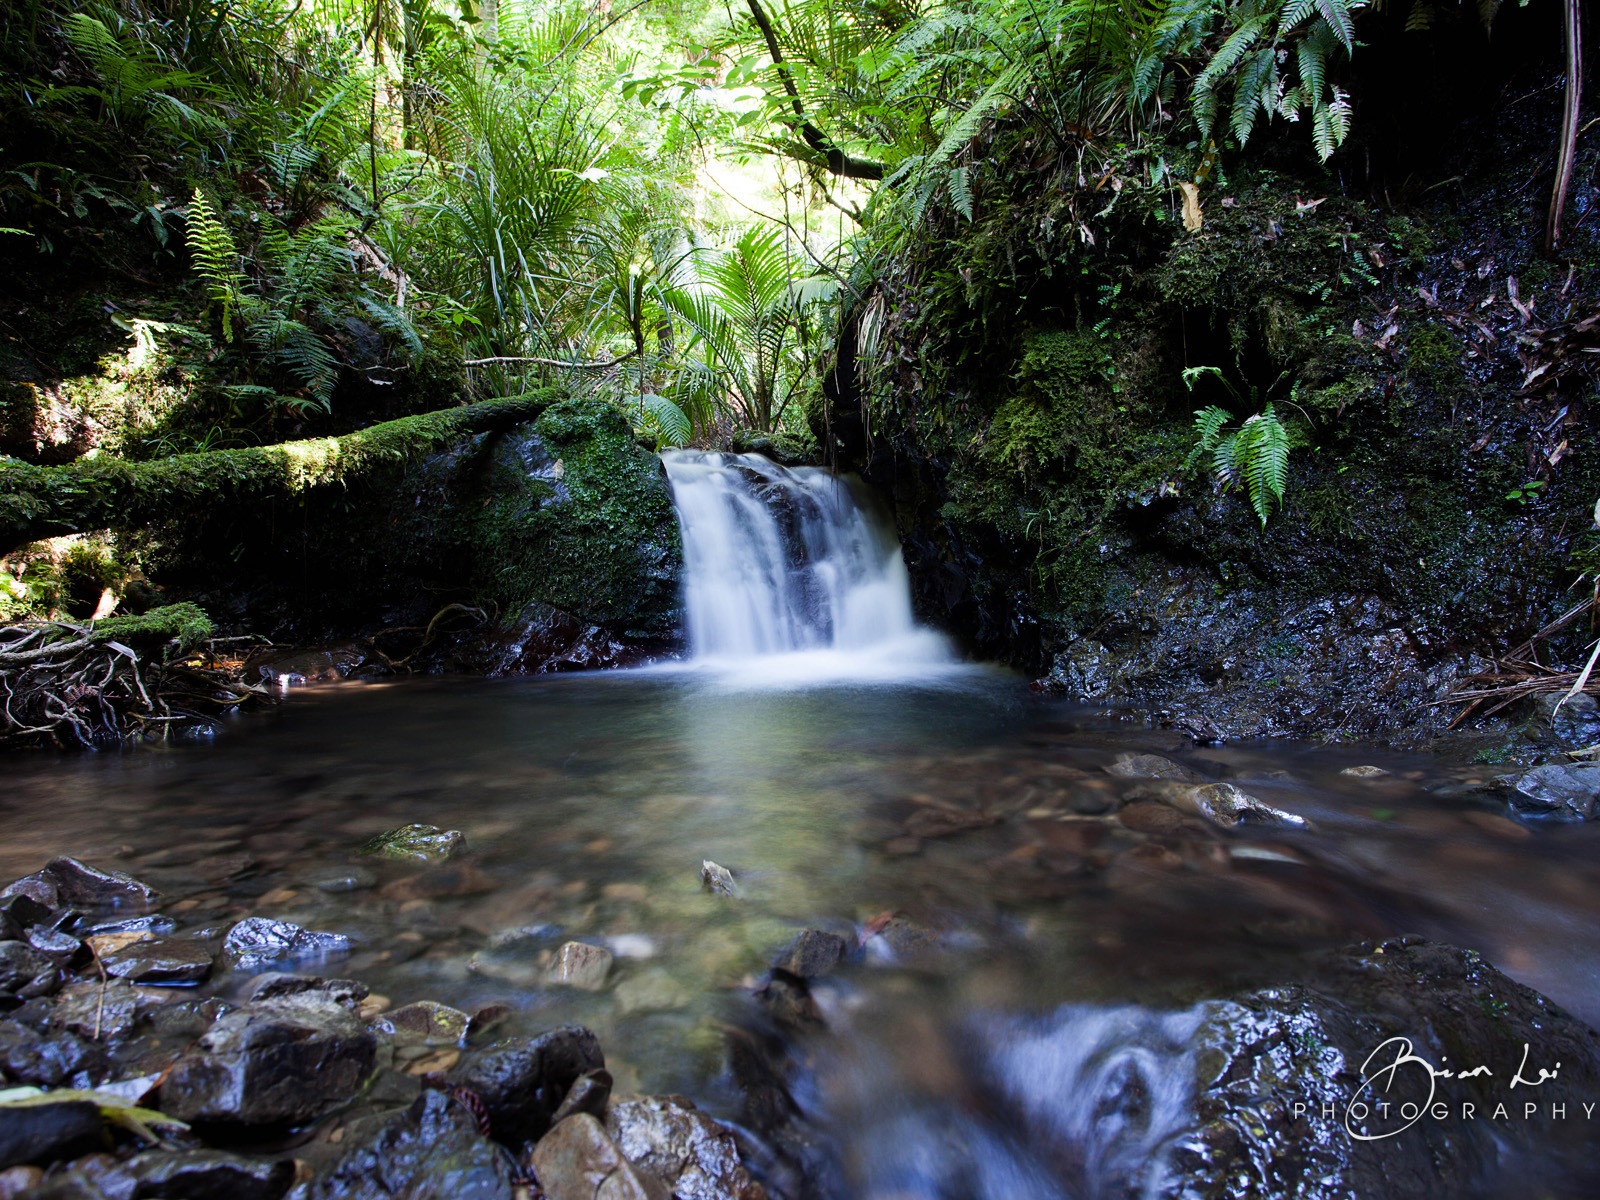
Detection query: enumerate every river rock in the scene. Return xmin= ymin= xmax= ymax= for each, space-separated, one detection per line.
xmin=242 ymin=973 xmax=367 ymax=1007
xmin=0 ymin=1019 xmax=106 ymax=1087
xmin=1340 ymin=764 xmax=1391 ymax=779
xmin=1106 ymin=754 xmax=1203 ymax=782
xmin=385 ymin=1000 xmax=470 ymax=1043
xmin=0 ymin=875 xmax=59 ymax=912
xmin=551 ymin=1069 xmax=613 ymax=1124
xmin=0 ymin=893 xmax=54 ymax=940
xmin=0 ymin=942 xmax=56 ymax=995
xmin=613 ymin=969 xmax=690 ymax=1015
xmin=531 ymin=1112 xmax=670 ymax=1200
xmin=1169 ymin=782 xmax=1310 ymax=829
xmin=158 ymin=994 xmax=376 ymax=1126
xmin=1497 ymin=761 xmax=1600 ymax=820
xmin=0 ymin=1100 xmax=102 ymax=1169
xmin=312 ymin=1090 xmax=515 ymax=1200
xmin=700 ymin=861 xmax=737 ymax=897
xmin=41 ymin=858 xmax=157 ymax=911
xmin=0 ymin=1166 xmax=43 ymax=1198
xmin=448 ymin=1025 xmax=604 ymax=1146
xmin=84 ymin=915 xmax=177 ymax=939
xmin=772 ymin=929 xmax=849 ymax=980
xmin=100 ymin=937 xmax=213 ymax=986
xmin=127 ymin=1149 xmax=295 ymax=1200
xmin=606 ymin=1095 xmax=769 ymax=1200
xmin=1534 ymin=691 xmax=1600 ymax=748
xmin=549 ymin=942 xmax=613 ymax=990
xmin=314 ymin=867 xmax=377 ymax=893
xmin=222 ymin=918 xmax=351 ymax=971
xmin=359 ymin=825 xmax=465 ymax=862
xmin=50 ymin=980 xmax=140 ymax=1041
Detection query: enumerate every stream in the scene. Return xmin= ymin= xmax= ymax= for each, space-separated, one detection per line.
xmin=5 ymin=453 xmax=1600 ymax=1197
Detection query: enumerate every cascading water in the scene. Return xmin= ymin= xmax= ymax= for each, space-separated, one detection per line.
xmin=661 ymin=451 xmax=951 ymax=674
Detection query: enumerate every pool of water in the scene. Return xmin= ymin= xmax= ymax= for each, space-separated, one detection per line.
xmin=5 ymin=668 xmax=1599 ymax=1193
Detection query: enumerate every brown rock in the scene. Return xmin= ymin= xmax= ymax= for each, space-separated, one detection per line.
xmin=549 ymin=942 xmax=613 ymax=991
xmin=531 ymin=1112 xmax=669 ymax=1200
xmin=606 ymin=1094 xmax=769 ymax=1200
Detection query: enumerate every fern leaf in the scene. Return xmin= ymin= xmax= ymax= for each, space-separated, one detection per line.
xmin=184 ymin=188 xmax=243 ymax=341
xmin=1244 ymin=405 xmax=1291 ymax=526
xmin=948 ymin=166 xmax=974 ymax=220
xmin=1315 ymin=0 xmax=1358 ymax=54
xmin=638 ymin=393 xmax=691 ymax=447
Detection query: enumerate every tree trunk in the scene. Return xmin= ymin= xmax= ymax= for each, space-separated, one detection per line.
xmin=0 ymin=393 xmax=553 ymax=554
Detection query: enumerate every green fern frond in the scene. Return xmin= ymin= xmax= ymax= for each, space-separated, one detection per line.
xmin=184 ymin=188 xmax=244 ymax=342
xmin=637 ymin=393 xmax=692 ymax=447
xmin=948 ymin=166 xmax=974 ymax=220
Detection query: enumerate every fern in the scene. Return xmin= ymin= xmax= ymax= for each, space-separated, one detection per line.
xmin=948 ymin=165 xmax=974 ymax=220
xmin=185 ymin=189 xmax=245 ymax=341
xmin=637 ymin=393 xmax=692 ymax=448
xmin=1186 ymin=401 xmax=1300 ymax=527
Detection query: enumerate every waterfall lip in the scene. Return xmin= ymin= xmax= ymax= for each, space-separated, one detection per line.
xmin=661 ymin=448 xmax=959 ymax=679
xmin=639 ymin=638 xmax=998 ymax=691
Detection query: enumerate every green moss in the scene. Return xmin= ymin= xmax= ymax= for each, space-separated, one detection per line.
xmin=94 ymin=601 xmax=214 ymax=652
xmin=1403 ymin=322 xmax=1466 ymax=391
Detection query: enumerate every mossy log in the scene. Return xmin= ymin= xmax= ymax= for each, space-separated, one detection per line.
xmin=0 ymin=391 xmax=555 ymax=554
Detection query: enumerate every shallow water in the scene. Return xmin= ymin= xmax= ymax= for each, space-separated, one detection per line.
xmin=5 ymin=670 xmax=1600 ymax=1193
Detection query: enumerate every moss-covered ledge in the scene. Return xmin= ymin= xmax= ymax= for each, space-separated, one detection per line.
xmin=0 ymin=391 xmax=556 ymax=553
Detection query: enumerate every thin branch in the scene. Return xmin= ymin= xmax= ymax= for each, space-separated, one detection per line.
xmin=462 ymin=349 xmax=640 ymax=369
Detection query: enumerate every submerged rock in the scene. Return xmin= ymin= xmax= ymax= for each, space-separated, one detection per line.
xmin=605 ymin=1094 xmax=769 ymax=1200
xmin=222 ymin=918 xmax=351 ymax=971
xmin=385 ymin=1001 xmax=470 ymax=1043
xmin=358 ymin=825 xmax=466 ymax=862
xmin=700 ymin=862 xmax=737 ymax=897
xmin=41 ymin=858 xmax=158 ymax=911
xmin=159 ymin=994 xmax=376 ymax=1126
xmin=1106 ymin=754 xmax=1203 ymax=782
xmin=772 ymin=930 xmax=849 ymax=980
xmin=312 ymin=1090 xmax=515 ymax=1200
xmin=531 ymin=1112 xmax=669 ymax=1200
xmin=100 ymin=937 xmax=213 ymax=986
xmin=549 ymin=942 xmax=613 ymax=991
xmin=447 ymin=1026 xmax=604 ymax=1146
xmin=1168 ymin=782 xmax=1310 ymax=829
xmin=1497 ymin=762 xmax=1600 ymax=821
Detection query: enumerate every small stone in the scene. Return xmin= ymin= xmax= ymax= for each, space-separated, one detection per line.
xmin=50 ymin=980 xmax=140 ymax=1041
xmin=0 ymin=1020 xmax=106 ymax=1088
xmin=448 ymin=1026 xmax=605 ymax=1146
xmin=243 ymin=973 xmax=368 ymax=1007
xmin=1340 ymin=764 xmax=1391 ymax=778
xmin=773 ymin=929 xmax=849 ymax=979
xmin=531 ymin=1113 xmax=670 ymax=1200
xmin=1170 ymin=783 xmax=1311 ymax=829
xmin=127 ymin=1150 xmax=295 ymax=1200
xmin=1460 ymin=810 xmax=1533 ymax=841
xmin=223 ymin=918 xmax=352 ymax=971
xmin=700 ymin=861 xmax=736 ymax=897
xmin=902 ymin=807 xmax=997 ymax=839
xmin=1116 ymin=802 xmax=1187 ymax=834
xmin=0 ymin=1100 xmax=103 ymax=1170
xmin=100 ymin=937 xmax=213 ymax=986
xmin=606 ymin=1094 xmax=770 ymax=1200
xmin=358 ymin=825 xmax=466 ymax=863
xmin=549 ymin=942 xmax=613 ymax=991
xmin=358 ymin=994 xmax=391 ymax=1021
xmin=314 ymin=867 xmax=377 ymax=893
xmin=0 ymin=942 xmax=55 ymax=995
xmin=613 ymin=969 xmax=690 ymax=1015
xmin=41 ymin=857 xmax=158 ymax=911
xmin=551 ymin=1069 xmax=613 ymax=1125
xmin=385 ymin=1000 xmax=470 ymax=1043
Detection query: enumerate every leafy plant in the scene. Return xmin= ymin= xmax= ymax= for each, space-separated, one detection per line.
xmin=1184 ymin=366 xmax=1304 ymax=526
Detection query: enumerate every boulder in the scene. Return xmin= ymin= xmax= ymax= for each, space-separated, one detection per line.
xmin=222 ymin=918 xmax=351 ymax=971
xmin=448 ymin=1026 xmax=605 ymax=1146
xmin=605 ymin=1095 xmax=769 ymax=1200
xmin=1497 ymin=762 xmax=1600 ymax=821
xmin=312 ymin=1090 xmax=516 ymax=1200
xmin=41 ymin=858 xmax=158 ymax=911
xmin=530 ymin=1113 xmax=669 ymax=1200
xmin=158 ymin=994 xmax=376 ymax=1126
xmin=0 ymin=1100 xmax=103 ymax=1169
xmin=100 ymin=938 xmax=213 ymax=986
xmin=358 ymin=825 xmax=466 ymax=863
xmin=127 ymin=1149 xmax=295 ymax=1200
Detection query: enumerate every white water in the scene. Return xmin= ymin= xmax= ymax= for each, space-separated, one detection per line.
xmin=660 ymin=451 xmax=953 ymax=681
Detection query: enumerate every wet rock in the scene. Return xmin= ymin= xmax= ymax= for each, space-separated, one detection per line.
xmin=0 ymin=1019 xmax=106 ymax=1087
xmin=772 ymin=930 xmax=849 ymax=980
xmin=552 ymin=1069 xmax=614 ymax=1124
xmin=159 ymin=994 xmax=376 ymax=1126
xmin=902 ymin=808 xmax=998 ymax=839
xmin=0 ymin=875 xmax=59 ymax=912
xmin=1340 ymin=764 xmax=1391 ymax=779
xmin=222 ymin=918 xmax=351 ymax=971
xmin=530 ymin=1112 xmax=669 ymax=1200
xmin=753 ymin=976 xmax=821 ymax=1030
xmin=865 ymin=916 xmax=940 ymax=964
xmin=100 ymin=937 xmax=213 ymax=986
xmin=41 ymin=858 xmax=158 ymax=912
xmin=242 ymin=973 xmax=367 ymax=1008
xmin=311 ymin=1090 xmax=516 ymax=1200
xmin=0 ymin=893 xmax=54 ymax=940
xmin=385 ymin=1001 xmax=470 ymax=1043
xmin=83 ymin=915 xmax=177 ymax=939
xmin=1534 ymin=692 xmax=1600 ymax=749
xmin=0 ymin=1100 xmax=103 ymax=1169
xmin=549 ymin=942 xmax=613 ymax=991
xmin=606 ymin=1094 xmax=769 ymax=1200
xmin=1497 ymin=762 xmax=1600 ymax=821
xmin=1105 ymin=754 xmax=1203 ymax=782
xmin=0 ymin=1166 xmax=43 ymax=1198
xmin=700 ymin=861 xmax=737 ymax=897
xmin=51 ymin=980 xmax=140 ymax=1041
xmin=0 ymin=942 xmax=56 ymax=995
xmin=359 ymin=825 xmax=466 ymax=863
xmin=26 ymin=927 xmax=84 ymax=964
xmin=127 ymin=1149 xmax=295 ymax=1200
xmin=1169 ymin=782 xmax=1310 ymax=829
xmin=448 ymin=1026 xmax=604 ymax=1146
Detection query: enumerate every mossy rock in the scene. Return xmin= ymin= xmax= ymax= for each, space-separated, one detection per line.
xmin=359 ymin=824 xmax=465 ymax=862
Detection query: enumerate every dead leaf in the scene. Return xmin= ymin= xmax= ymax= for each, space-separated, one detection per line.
xmin=1178 ymin=182 xmax=1202 ymax=232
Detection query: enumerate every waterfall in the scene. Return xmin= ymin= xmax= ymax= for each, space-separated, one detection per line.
xmin=660 ymin=451 xmax=950 ymax=674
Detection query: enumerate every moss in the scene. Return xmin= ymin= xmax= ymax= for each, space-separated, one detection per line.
xmin=94 ymin=601 xmax=214 ymax=652
xmin=1403 ymin=322 xmax=1467 ymax=392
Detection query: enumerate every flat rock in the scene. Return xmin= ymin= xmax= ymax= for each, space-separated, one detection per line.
xmin=1498 ymin=762 xmax=1600 ymax=821
xmin=1105 ymin=754 xmax=1203 ymax=782
xmin=0 ymin=941 xmax=56 ymax=995
xmin=448 ymin=1025 xmax=604 ymax=1146
xmin=358 ymin=825 xmax=466 ymax=863
xmin=1169 ymin=783 xmax=1311 ymax=829
xmin=50 ymin=980 xmax=140 ymax=1042
xmin=549 ymin=942 xmax=613 ymax=991
xmin=42 ymin=858 xmax=158 ymax=911
xmin=606 ymin=1094 xmax=769 ymax=1200
xmin=700 ymin=862 xmax=736 ymax=898
xmin=385 ymin=1000 xmax=470 ymax=1043
xmin=158 ymin=994 xmax=376 ymax=1126
xmin=101 ymin=937 xmax=213 ymax=986
xmin=127 ymin=1149 xmax=295 ymax=1200
xmin=1340 ymin=765 xmax=1391 ymax=779
xmin=222 ymin=918 xmax=351 ymax=971
xmin=772 ymin=930 xmax=849 ymax=980
xmin=242 ymin=973 xmax=367 ymax=1008
xmin=0 ymin=1100 xmax=102 ymax=1170
xmin=531 ymin=1112 xmax=669 ymax=1200
xmin=312 ymin=1090 xmax=515 ymax=1200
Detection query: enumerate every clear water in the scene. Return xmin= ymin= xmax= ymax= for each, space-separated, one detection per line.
xmin=5 ymin=672 xmax=1600 ymax=1196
